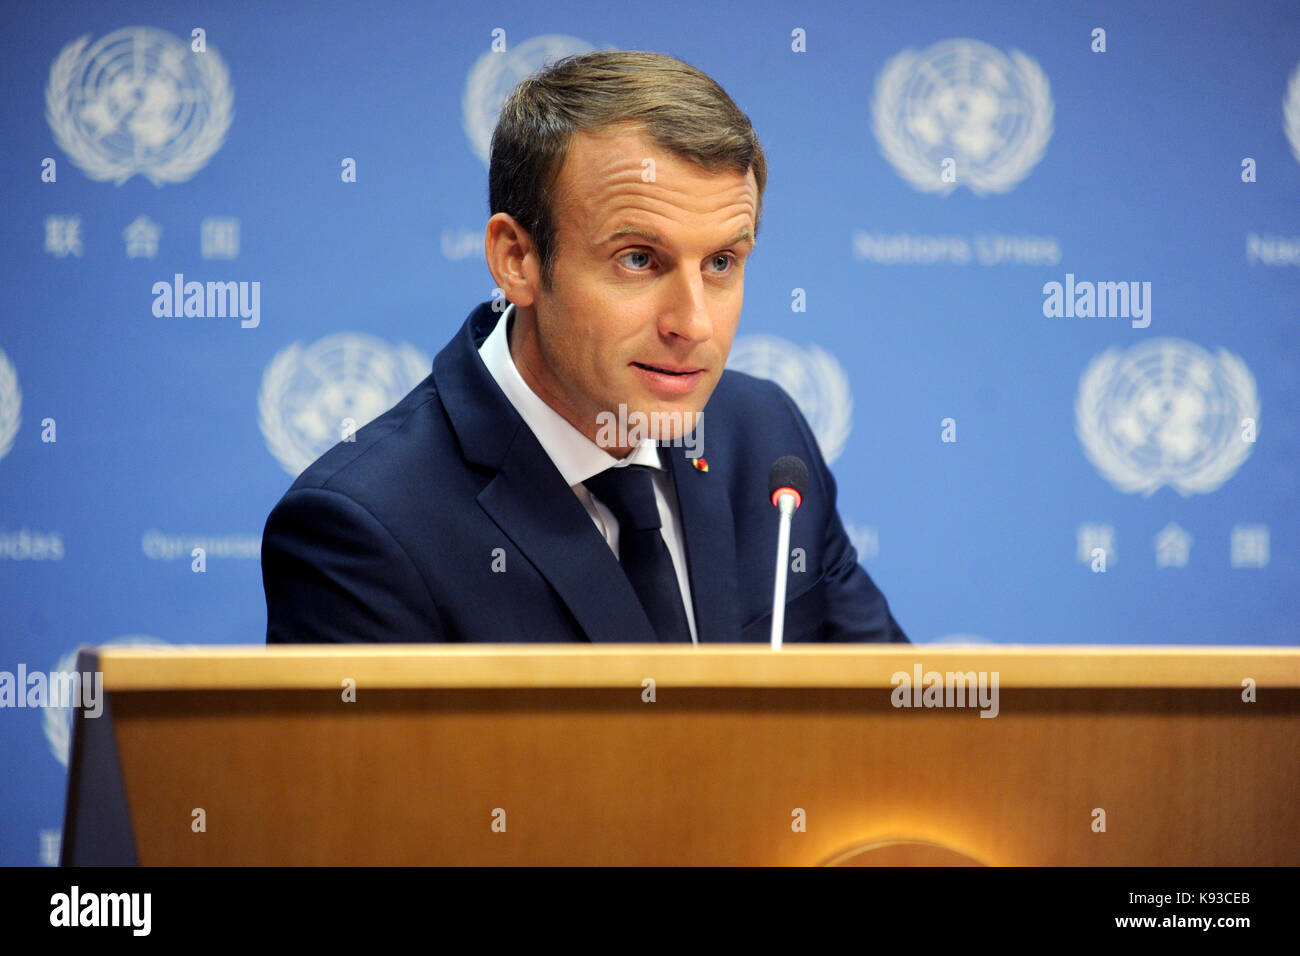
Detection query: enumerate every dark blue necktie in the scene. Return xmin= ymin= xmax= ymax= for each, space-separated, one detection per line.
xmin=583 ymin=464 xmax=693 ymax=643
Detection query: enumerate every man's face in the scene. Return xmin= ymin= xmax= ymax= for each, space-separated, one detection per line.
xmin=499 ymin=124 xmax=758 ymax=455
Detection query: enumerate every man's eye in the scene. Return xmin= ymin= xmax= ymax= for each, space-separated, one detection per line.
xmin=619 ymin=250 xmax=653 ymax=270
xmin=709 ymin=254 xmax=735 ymax=274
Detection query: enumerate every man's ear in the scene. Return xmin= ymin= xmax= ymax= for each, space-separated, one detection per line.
xmin=484 ymin=213 xmax=539 ymax=308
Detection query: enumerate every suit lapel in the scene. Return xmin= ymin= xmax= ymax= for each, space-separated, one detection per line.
xmin=433 ymin=302 xmax=657 ymax=644
xmin=478 ymin=425 xmax=659 ymax=644
xmin=665 ymin=446 xmax=742 ymax=643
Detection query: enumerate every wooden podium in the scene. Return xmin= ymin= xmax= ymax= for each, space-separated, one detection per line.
xmin=62 ymin=645 xmax=1300 ymax=866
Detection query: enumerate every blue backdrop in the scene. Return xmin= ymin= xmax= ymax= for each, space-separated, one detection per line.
xmin=1 ymin=0 xmax=1297 ymax=865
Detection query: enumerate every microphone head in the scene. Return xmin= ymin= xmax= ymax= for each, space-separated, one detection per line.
xmin=768 ymin=455 xmax=809 ymax=508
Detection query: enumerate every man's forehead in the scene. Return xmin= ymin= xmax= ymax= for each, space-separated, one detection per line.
xmin=555 ymin=127 xmax=758 ymax=237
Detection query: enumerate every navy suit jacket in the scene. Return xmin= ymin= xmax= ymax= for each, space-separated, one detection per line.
xmin=262 ymin=301 xmax=907 ymax=644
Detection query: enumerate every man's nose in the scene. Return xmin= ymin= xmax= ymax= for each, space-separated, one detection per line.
xmin=658 ymin=270 xmax=713 ymax=343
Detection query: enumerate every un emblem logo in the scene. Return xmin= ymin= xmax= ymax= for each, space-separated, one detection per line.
xmin=463 ymin=34 xmax=597 ymax=165
xmin=727 ymin=335 xmax=853 ymax=464
xmin=872 ymin=38 xmax=1052 ymax=196
xmin=0 ymin=348 xmax=20 ymax=464
xmin=1075 ymin=339 xmax=1259 ymax=497
xmin=259 ymin=334 xmax=431 ymax=476
xmin=1285 ymin=62 xmax=1300 ymax=166
xmin=45 ymin=27 xmax=233 ymax=186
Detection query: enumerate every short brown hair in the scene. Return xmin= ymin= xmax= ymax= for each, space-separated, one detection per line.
xmin=489 ymin=50 xmax=767 ymax=289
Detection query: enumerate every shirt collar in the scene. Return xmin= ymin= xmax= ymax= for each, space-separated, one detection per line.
xmin=478 ymin=302 xmax=662 ymax=485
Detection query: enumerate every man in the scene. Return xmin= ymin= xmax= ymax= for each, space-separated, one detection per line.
xmin=263 ymin=50 xmax=906 ymax=644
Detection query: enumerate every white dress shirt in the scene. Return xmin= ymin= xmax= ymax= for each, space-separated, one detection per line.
xmin=477 ymin=302 xmax=699 ymax=644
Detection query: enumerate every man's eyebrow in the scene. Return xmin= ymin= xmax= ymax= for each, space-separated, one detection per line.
xmin=597 ymin=225 xmax=756 ymax=249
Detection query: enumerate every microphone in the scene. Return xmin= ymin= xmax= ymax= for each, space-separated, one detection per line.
xmin=767 ymin=456 xmax=809 ymax=650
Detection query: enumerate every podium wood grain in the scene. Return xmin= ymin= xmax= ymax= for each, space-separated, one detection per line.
xmin=66 ymin=646 xmax=1300 ymax=865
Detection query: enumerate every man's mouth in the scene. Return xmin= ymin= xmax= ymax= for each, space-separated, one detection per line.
xmin=631 ymin=361 xmax=706 ymax=396
xmin=632 ymin=362 xmax=701 ymax=376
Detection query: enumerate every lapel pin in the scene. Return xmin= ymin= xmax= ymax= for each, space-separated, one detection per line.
xmin=692 ymin=457 xmax=709 ymax=473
